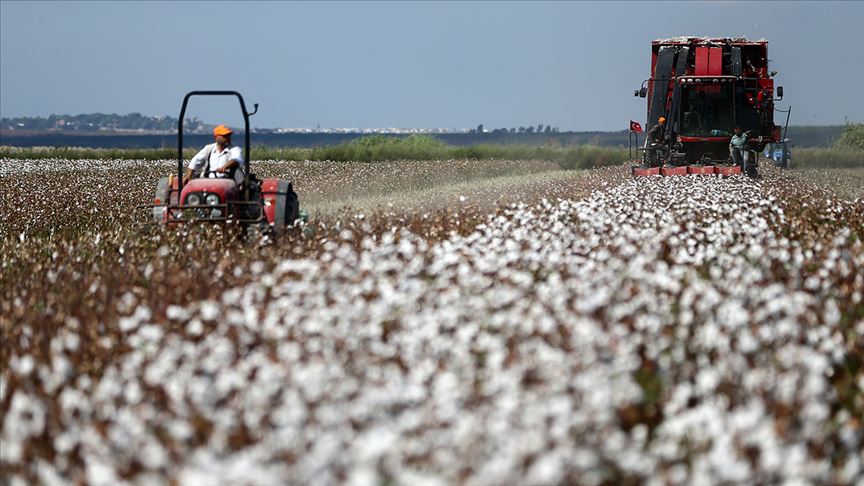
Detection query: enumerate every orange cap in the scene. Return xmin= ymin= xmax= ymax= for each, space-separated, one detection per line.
xmin=213 ymin=124 xmax=233 ymax=137
xmin=658 ymin=117 xmax=666 ymax=124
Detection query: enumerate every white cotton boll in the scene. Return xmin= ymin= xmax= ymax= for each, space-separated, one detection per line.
xmin=123 ymin=381 xmax=143 ymax=405
xmin=839 ymin=453 xmax=862 ymax=484
xmin=394 ymin=470 xmax=447 ymax=486
xmin=525 ymin=451 xmax=565 ymax=485
xmin=54 ymin=430 xmax=80 ymax=454
xmin=354 ymin=426 xmax=398 ymax=463
xmin=139 ymin=440 xmax=168 ymax=469
xmin=7 ymin=392 xmax=46 ymax=438
xmin=0 ymin=435 xmax=23 ymax=463
xmin=36 ymin=461 xmax=67 ymax=486
xmin=59 ymin=331 xmax=81 ymax=353
xmin=187 ymin=319 xmax=204 ymax=336
xmin=9 ymin=355 xmax=36 ymax=380
xmin=137 ymin=324 xmax=163 ymax=343
xmin=176 ymin=453 xmax=224 ymax=486
xmin=347 ymin=466 xmax=378 ymax=486
xmin=200 ymin=300 xmax=220 ymax=321
xmin=822 ymin=299 xmax=841 ymax=327
xmin=469 ymin=454 xmax=517 ymax=486
xmin=168 ymin=419 xmax=194 ymax=442
xmin=59 ymin=387 xmax=91 ymax=421
xmin=44 ymin=354 xmax=72 ymax=393
xmin=85 ymin=458 xmax=120 ymax=486
xmin=663 ymin=464 xmax=689 ymax=485
xmin=166 ymin=305 xmax=190 ymax=321
xmin=119 ymin=305 xmax=152 ymax=332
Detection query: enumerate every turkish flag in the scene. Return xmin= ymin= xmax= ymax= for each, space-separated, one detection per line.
xmin=629 ymin=120 xmax=643 ymax=133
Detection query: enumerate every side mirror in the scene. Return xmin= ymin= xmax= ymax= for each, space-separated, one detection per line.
xmin=776 ymin=86 xmax=784 ymax=99
xmin=634 ymin=89 xmax=640 ymax=97
xmin=640 ymin=87 xmax=648 ymax=98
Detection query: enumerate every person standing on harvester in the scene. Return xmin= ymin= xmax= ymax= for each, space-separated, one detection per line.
xmin=183 ymin=124 xmax=244 ymax=187
xmin=729 ymin=126 xmax=751 ymax=172
xmin=644 ymin=116 xmax=667 ymax=166
xmin=647 ymin=116 xmax=666 ymax=144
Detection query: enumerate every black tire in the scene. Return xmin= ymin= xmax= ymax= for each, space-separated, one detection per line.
xmin=284 ymin=186 xmax=300 ymax=226
xmin=270 ymin=181 xmax=301 ymax=237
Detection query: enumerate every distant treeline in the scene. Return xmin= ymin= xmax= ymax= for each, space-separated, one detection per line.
xmin=1 ymin=113 xmax=211 ymax=133
xmin=0 ymin=126 xmax=850 ymax=150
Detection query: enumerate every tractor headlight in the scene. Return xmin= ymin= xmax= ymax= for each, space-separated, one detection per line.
xmin=211 ymin=208 xmax=223 ymax=218
xmin=187 ymin=193 xmax=201 ymax=206
xmin=205 ymin=193 xmax=220 ymax=206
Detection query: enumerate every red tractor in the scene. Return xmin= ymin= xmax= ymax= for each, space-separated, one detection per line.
xmin=630 ymin=37 xmax=786 ymax=177
xmin=146 ymin=91 xmax=299 ymax=235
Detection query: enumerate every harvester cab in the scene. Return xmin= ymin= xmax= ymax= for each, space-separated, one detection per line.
xmin=630 ymin=37 xmax=785 ymax=177
xmin=141 ymin=91 xmax=300 ymax=235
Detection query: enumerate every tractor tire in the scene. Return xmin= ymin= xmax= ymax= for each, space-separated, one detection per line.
xmin=271 ymin=182 xmax=300 ymax=236
xmin=283 ymin=186 xmax=300 ymax=227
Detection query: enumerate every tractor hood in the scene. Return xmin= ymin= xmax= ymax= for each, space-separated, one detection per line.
xmin=180 ymin=178 xmax=238 ymax=204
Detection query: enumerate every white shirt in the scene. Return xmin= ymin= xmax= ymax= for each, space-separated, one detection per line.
xmin=188 ymin=143 xmax=244 ymax=178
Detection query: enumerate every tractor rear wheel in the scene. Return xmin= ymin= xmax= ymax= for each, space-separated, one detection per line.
xmin=271 ymin=183 xmax=300 ymax=236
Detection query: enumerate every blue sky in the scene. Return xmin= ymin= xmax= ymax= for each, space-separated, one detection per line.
xmin=1 ymin=1 xmax=861 ymax=130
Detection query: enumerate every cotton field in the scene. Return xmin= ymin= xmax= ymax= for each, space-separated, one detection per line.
xmin=1 ymin=159 xmax=862 ymax=485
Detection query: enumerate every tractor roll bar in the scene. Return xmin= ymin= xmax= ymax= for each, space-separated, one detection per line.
xmin=177 ymin=90 xmax=258 ymax=193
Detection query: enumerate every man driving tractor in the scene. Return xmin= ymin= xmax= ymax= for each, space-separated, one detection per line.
xmin=183 ymin=124 xmax=244 ymax=186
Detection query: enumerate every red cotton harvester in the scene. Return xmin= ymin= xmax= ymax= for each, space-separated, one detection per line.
xmin=141 ymin=91 xmax=300 ymax=237
xmin=629 ymin=37 xmax=787 ymax=178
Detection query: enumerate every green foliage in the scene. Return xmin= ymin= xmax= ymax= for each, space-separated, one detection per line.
xmin=789 ymin=147 xmax=864 ymax=169
xmin=306 ymin=134 xmax=449 ymax=162
xmin=782 ymin=125 xmax=846 ymax=148
xmin=833 ymin=123 xmax=864 ymax=150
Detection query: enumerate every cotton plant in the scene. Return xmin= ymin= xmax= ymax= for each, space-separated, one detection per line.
xmin=2 ymin=162 xmax=862 ymax=484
